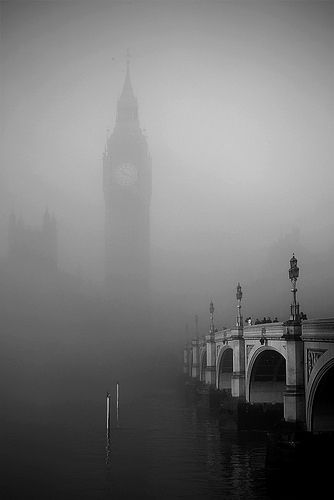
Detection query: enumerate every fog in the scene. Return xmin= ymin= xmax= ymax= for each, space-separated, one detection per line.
xmin=1 ymin=0 xmax=333 ymax=375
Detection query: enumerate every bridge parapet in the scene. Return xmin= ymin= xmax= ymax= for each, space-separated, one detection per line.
xmin=214 ymin=328 xmax=233 ymax=343
xmin=302 ymin=318 xmax=334 ymax=341
xmin=243 ymin=323 xmax=286 ymax=340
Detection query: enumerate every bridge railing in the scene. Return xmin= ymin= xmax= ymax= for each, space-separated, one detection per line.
xmin=214 ymin=328 xmax=234 ymax=343
xmin=302 ymin=318 xmax=334 ymax=340
xmin=243 ymin=322 xmax=286 ymax=340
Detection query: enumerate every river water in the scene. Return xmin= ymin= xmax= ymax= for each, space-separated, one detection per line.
xmin=2 ymin=294 xmax=332 ymax=499
xmin=3 ymin=363 xmax=281 ymax=500
xmin=2 ymin=303 xmax=321 ymax=500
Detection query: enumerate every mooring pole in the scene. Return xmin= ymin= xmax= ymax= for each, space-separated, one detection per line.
xmin=106 ymin=391 xmax=111 ymax=433
xmin=116 ymin=382 xmax=119 ymax=426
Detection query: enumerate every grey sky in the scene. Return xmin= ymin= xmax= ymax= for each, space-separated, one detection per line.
xmin=1 ymin=0 xmax=333 ymax=328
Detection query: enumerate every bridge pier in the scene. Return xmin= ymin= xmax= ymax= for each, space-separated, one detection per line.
xmin=231 ymin=328 xmax=246 ymax=399
xmin=183 ymin=343 xmax=192 ymax=376
xmin=191 ymin=338 xmax=200 ymax=379
xmin=205 ymin=333 xmax=216 ymax=385
xmin=283 ymin=323 xmax=306 ymax=427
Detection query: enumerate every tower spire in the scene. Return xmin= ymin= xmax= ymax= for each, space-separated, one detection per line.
xmin=116 ymin=49 xmax=138 ymax=125
xmin=119 ymin=49 xmax=135 ymax=103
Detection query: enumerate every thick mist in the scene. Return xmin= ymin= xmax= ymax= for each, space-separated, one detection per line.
xmin=1 ymin=0 xmax=333 ymax=392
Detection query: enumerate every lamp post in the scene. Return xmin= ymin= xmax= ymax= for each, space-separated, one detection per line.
xmin=191 ymin=315 xmax=201 ymax=379
xmin=289 ymin=253 xmax=300 ymax=322
xmin=236 ymin=282 xmax=243 ymax=327
xmin=209 ymin=300 xmax=215 ymax=335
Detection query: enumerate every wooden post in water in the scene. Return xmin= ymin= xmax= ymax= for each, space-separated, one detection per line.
xmin=106 ymin=392 xmax=111 ymax=433
xmin=116 ymin=382 xmax=119 ymax=426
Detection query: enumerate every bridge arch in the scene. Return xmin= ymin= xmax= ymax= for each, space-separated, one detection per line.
xmin=247 ymin=347 xmax=286 ymax=404
xmin=307 ymin=352 xmax=334 ymax=432
xmin=199 ymin=347 xmax=207 ymax=382
xmin=216 ymin=346 xmax=233 ymax=392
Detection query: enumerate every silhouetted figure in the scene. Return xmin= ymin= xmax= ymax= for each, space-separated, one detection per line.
xmin=262 ymin=317 xmax=267 ymax=324
xmin=267 ymin=317 xmax=272 ymax=323
xmin=273 ymin=317 xmax=278 ymax=322
xmin=255 ymin=318 xmax=260 ymax=325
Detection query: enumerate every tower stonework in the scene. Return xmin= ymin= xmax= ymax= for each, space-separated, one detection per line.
xmin=103 ymin=61 xmax=151 ymax=316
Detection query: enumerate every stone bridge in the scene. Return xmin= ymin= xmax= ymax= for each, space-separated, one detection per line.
xmin=184 ymin=258 xmax=334 ymax=433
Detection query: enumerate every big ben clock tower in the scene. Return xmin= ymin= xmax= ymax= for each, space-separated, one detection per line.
xmin=103 ymin=58 xmax=152 ymax=314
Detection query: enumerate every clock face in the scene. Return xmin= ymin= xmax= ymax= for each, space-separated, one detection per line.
xmin=113 ymin=162 xmax=138 ymax=187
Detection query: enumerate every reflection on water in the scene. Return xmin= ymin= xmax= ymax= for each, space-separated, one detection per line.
xmin=3 ymin=374 xmax=274 ymax=499
xmin=105 ymin=432 xmax=111 ymax=467
xmin=116 ymin=382 xmax=120 ymax=428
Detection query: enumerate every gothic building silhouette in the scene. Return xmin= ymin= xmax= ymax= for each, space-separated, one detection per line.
xmin=8 ymin=210 xmax=57 ymax=278
xmin=0 ymin=209 xmax=84 ymax=313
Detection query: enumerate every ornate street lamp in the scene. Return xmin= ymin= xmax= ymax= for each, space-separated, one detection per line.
xmin=289 ymin=253 xmax=300 ymax=322
xmin=209 ymin=300 xmax=215 ymax=335
xmin=236 ymin=282 xmax=243 ymax=327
